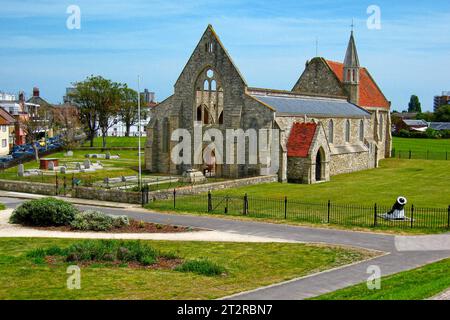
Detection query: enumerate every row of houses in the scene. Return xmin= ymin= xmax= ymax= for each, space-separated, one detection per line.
xmin=394 ymin=118 xmax=450 ymax=133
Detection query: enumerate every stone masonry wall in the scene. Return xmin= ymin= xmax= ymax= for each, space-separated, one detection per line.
xmin=0 ymin=179 xmax=56 ymax=196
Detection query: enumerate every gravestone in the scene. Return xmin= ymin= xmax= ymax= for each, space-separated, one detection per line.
xmin=105 ymin=151 xmax=111 ymax=160
xmin=48 ymin=161 xmax=55 ymax=171
xmin=60 ymin=166 xmax=67 ymax=174
xmin=66 ymin=150 xmax=74 ymax=157
xmin=83 ymin=159 xmax=91 ymax=169
xmin=17 ymin=164 xmax=24 ymax=177
xmin=76 ymin=162 xmax=82 ymax=171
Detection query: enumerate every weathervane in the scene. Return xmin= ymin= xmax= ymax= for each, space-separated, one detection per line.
xmin=351 ymin=19 xmax=354 ymax=33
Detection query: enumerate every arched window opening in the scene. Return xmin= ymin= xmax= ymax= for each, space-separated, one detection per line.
xmin=345 ymin=120 xmax=351 ymax=143
xmin=203 ymin=108 xmax=209 ymax=124
xmin=218 ymin=112 xmax=224 ymax=124
xmin=162 ymin=118 xmax=169 ymax=153
xmin=359 ymin=120 xmax=364 ymax=142
xmin=196 ymin=106 xmax=202 ymax=122
xmin=203 ymin=80 xmax=209 ymax=91
xmin=210 ymin=80 xmax=217 ymax=91
xmin=328 ymin=120 xmax=334 ymax=143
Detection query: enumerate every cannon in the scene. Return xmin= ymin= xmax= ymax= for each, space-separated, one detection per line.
xmin=383 ymin=196 xmax=408 ymax=220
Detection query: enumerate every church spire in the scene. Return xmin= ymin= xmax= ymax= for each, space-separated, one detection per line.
xmin=343 ymin=29 xmax=360 ymax=105
xmin=344 ymin=31 xmax=360 ymax=68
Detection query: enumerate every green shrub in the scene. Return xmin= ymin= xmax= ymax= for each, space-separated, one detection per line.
xmin=175 ymin=259 xmax=225 ymax=276
xmin=63 ymin=240 xmax=158 ymax=265
xmin=70 ymin=211 xmax=130 ymax=231
xmin=9 ymin=198 xmax=78 ymax=226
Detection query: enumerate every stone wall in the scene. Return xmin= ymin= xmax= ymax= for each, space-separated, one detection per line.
xmin=292 ymin=58 xmax=346 ymax=96
xmin=72 ymin=187 xmax=142 ymax=204
xmin=149 ymin=175 xmax=278 ymax=200
xmin=0 ymin=179 xmax=56 ymax=196
xmin=330 ymin=151 xmax=370 ymax=175
xmin=287 ymin=157 xmax=310 ymax=183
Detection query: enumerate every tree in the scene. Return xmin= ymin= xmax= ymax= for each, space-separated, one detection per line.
xmin=434 ymin=105 xmax=450 ymax=122
xmin=118 ymin=87 xmax=139 ymax=137
xmin=53 ymin=105 xmax=80 ymax=149
xmin=70 ymin=76 xmax=121 ymax=148
xmin=408 ymin=95 xmax=422 ymax=113
xmin=21 ymin=106 xmax=52 ymax=161
xmin=416 ymin=111 xmax=435 ymax=122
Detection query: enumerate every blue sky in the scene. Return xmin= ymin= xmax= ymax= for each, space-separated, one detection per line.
xmin=1 ymin=0 xmax=449 ymax=111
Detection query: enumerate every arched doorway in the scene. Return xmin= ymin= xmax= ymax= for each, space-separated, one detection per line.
xmin=203 ymin=149 xmax=216 ymax=177
xmin=315 ymin=150 xmax=321 ymax=181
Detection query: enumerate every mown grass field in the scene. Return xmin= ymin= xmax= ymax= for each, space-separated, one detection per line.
xmin=392 ymin=137 xmax=450 ymax=152
xmin=313 ymin=258 xmax=450 ymax=300
xmin=147 ymin=159 xmax=450 ymax=233
xmin=82 ymin=136 xmax=141 ymax=148
xmin=0 ymin=238 xmax=374 ymax=300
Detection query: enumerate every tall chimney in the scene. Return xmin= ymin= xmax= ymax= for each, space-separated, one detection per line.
xmin=33 ymin=87 xmax=40 ymax=97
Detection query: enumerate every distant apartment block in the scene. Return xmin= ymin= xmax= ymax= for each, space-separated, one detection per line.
xmin=434 ymin=91 xmax=450 ymax=112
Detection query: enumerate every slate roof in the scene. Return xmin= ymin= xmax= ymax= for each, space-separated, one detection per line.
xmin=287 ymin=123 xmax=317 ymax=158
xmin=0 ymin=108 xmax=16 ymax=125
xmin=325 ymin=60 xmax=390 ymax=109
xmin=403 ymin=119 xmax=428 ymax=127
xmin=250 ymin=92 xmax=370 ymax=117
xmin=429 ymin=122 xmax=450 ymax=130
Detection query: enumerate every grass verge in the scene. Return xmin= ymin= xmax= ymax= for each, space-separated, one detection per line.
xmin=0 ymin=238 xmax=376 ymax=300
xmin=313 ymin=258 xmax=450 ymax=300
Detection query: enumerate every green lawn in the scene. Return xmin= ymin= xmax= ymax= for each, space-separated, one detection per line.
xmin=150 ymin=159 xmax=450 ymax=208
xmin=0 ymin=149 xmax=142 ymax=184
xmin=83 ymin=137 xmax=141 ymax=148
xmin=0 ymin=238 xmax=374 ymax=300
xmin=313 ymin=258 xmax=450 ymax=300
xmin=393 ymin=137 xmax=450 ymax=152
xmin=147 ymin=159 xmax=450 ymax=233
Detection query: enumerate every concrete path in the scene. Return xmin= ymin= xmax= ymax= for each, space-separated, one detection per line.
xmin=1 ymin=195 xmax=449 ymax=300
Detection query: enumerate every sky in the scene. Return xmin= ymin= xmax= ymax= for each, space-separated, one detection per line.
xmin=1 ymin=0 xmax=449 ymax=111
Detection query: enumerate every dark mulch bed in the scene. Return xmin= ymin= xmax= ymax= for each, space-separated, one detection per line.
xmin=33 ymin=219 xmax=198 ymax=234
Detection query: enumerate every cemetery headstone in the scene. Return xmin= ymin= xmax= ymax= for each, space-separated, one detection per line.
xmin=83 ymin=159 xmax=91 ymax=169
xmin=48 ymin=161 xmax=55 ymax=171
xmin=18 ymin=164 xmax=24 ymax=177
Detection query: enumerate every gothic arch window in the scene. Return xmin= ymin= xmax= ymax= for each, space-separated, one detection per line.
xmin=379 ymin=114 xmax=384 ymax=140
xmin=359 ymin=119 xmax=364 ymax=142
xmin=203 ymin=108 xmax=210 ymax=124
xmin=328 ymin=120 xmax=334 ymax=143
xmin=194 ymin=67 xmax=223 ymax=125
xmin=196 ymin=106 xmax=202 ymax=122
xmin=345 ymin=120 xmax=351 ymax=143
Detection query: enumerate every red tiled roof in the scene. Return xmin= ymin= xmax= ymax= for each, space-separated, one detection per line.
xmin=287 ymin=123 xmax=317 ymax=158
xmin=325 ymin=60 xmax=390 ymax=109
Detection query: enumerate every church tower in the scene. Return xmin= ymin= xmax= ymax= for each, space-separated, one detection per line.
xmin=343 ymin=31 xmax=360 ymax=105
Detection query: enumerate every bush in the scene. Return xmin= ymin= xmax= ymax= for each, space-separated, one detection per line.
xmin=175 ymin=259 xmax=225 ymax=276
xmin=9 ymin=198 xmax=78 ymax=226
xmin=63 ymin=240 xmax=158 ymax=265
xmin=70 ymin=211 xmax=130 ymax=231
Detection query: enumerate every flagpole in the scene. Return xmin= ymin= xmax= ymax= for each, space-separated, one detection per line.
xmin=137 ymin=75 xmax=142 ymax=189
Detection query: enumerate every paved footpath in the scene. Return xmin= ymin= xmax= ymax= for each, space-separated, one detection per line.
xmin=1 ymin=195 xmax=449 ymax=300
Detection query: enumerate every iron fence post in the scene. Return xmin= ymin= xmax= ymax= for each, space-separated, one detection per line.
xmin=225 ymin=196 xmax=228 ymax=214
xmin=173 ymin=189 xmax=176 ymax=209
xmin=284 ymin=196 xmax=287 ymax=219
xmin=327 ymin=200 xmax=331 ymax=224
xmin=447 ymin=205 xmax=450 ymax=229
xmin=208 ymin=191 xmax=212 ymax=212
xmin=63 ymin=176 xmax=66 ymax=195
xmin=243 ymin=193 xmax=248 ymax=215
xmin=411 ymin=205 xmax=414 ymax=228
xmin=374 ymin=203 xmax=377 ymax=227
